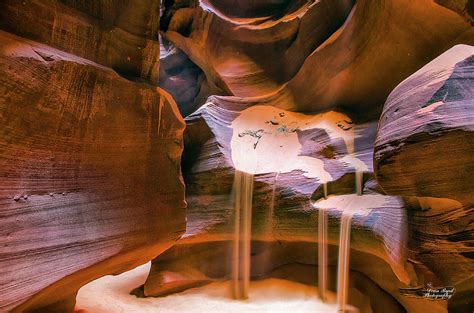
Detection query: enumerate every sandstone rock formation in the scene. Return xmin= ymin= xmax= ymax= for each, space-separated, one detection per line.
xmin=435 ymin=0 xmax=474 ymax=23
xmin=375 ymin=44 xmax=474 ymax=205
xmin=159 ymin=41 xmax=208 ymax=116
xmin=139 ymin=98 xmax=455 ymax=312
xmin=160 ymin=0 xmax=354 ymax=98
xmin=0 ymin=2 xmax=186 ymax=311
xmin=1 ymin=0 xmax=473 ymax=312
xmin=285 ymin=0 xmax=474 ymax=118
xmin=159 ymin=0 xmax=473 ymax=120
xmin=374 ymin=44 xmax=474 ymax=312
xmin=139 ymin=1 xmax=474 ymax=311
xmin=0 ymin=0 xmax=161 ymax=82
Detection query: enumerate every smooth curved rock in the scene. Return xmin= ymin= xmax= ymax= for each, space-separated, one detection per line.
xmin=162 ymin=0 xmax=354 ymax=98
xmin=286 ymin=0 xmax=474 ymax=119
xmin=158 ymin=0 xmax=472 ymax=119
xmin=159 ymin=40 xmax=209 ymax=116
xmin=143 ymin=2 xmax=474 ymax=311
xmin=0 ymin=0 xmax=161 ymax=82
xmin=374 ymin=44 xmax=474 ymax=205
xmin=374 ymin=44 xmax=474 ymax=310
xmin=0 ymin=31 xmax=186 ymax=312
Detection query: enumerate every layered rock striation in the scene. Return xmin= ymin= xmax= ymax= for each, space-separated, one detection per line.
xmin=145 ymin=2 xmax=474 ymax=312
xmin=374 ymin=44 xmax=474 ymax=312
xmin=0 ymin=1 xmax=187 ymax=311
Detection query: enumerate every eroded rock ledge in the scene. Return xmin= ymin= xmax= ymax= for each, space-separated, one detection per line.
xmin=145 ymin=2 xmax=473 ymax=309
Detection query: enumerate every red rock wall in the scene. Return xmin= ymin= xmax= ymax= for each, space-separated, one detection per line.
xmin=0 ymin=2 xmax=186 ymax=312
xmin=0 ymin=0 xmax=161 ymax=82
xmin=374 ymin=45 xmax=474 ymax=311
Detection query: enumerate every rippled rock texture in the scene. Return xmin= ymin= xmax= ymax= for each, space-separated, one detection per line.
xmin=375 ymin=45 xmax=474 ymax=206
xmin=1 ymin=0 xmax=473 ymax=312
xmin=161 ymin=0 xmax=354 ymax=98
xmin=375 ymin=44 xmax=474 ymax=312
xmin=0 ymin=6 xmax=186 ymax=312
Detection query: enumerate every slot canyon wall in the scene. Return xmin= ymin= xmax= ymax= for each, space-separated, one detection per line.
xmin=374 ymin=45 xmax=474 ymax=312
xmin=0 ymin=1 xmax=186 ymax=312
xmin=147 ymin=0 xmax=474 ymax=312
xmin=0 ymin=0 xmax=472 ymax=313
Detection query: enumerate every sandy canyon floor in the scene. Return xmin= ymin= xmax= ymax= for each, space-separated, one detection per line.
xmin=76 ymin=263 xmax=342 ymax=313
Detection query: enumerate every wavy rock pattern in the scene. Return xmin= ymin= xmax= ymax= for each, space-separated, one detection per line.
xmin=141 ymin=0 xmax=474 ymax=312
xmin=162 ymin=0 xmax=354 ymax=97
xmin=374 ymin=44 xmax=474 ymax=311
xmin=160 ymin=0 xmax=472 ymax=120
xmin=0 ymin=28 xmax=185 ymax=313
xmin=0 ymin=1 xmax=473 ymax=312
xmin=375 ymin=45 xmax=474 ymax=205
xmin=148 ymin=2 xmax=474 ymax=313
xmin=286 ymin=0 xmax=474 ymax=118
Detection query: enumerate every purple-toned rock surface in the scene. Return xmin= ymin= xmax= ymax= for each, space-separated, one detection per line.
xmin=0 ymin=30 xmax=186 ymax=312
xmin=374 ymin=44 xmax=474 ymax=312
xmin=141 ymin=95 xmax=438 ymax=312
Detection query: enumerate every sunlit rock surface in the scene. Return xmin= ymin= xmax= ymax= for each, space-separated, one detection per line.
xmin=374 ymin=44 xmax=474 ymax=312
xmin=140 ymin=98 xmax=436 ymax=311
xmin=375 ymin=44 xmax=474 ymax=205
xmin=230 ymin=106 xmax=362 ymax=180
xmin=0 ymin=30 xmax=186 ymax=312
xmin=0 ymin=1 xmax=473 ymax=312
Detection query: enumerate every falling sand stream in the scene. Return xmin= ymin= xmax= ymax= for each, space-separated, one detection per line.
xmin=313 ymin=184 xmax=394 ymax=313
xmin=336 ymin=172 xmax=362 ymax=312
xmin=229 ymin=105 xmax=368 ymax=308
xmin=232 ymin=170 xmax=254 ymax=299
xmin=318 ymin=186 xmax=328 ymax=301
xmin=317 ymin=171 xmax=363 ymax=312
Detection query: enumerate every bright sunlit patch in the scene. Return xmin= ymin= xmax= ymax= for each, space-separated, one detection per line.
xmin=312 ymin=194 xmax=390 ymax=217
xmin=230 ymin=105 xmax=363 ymax=182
